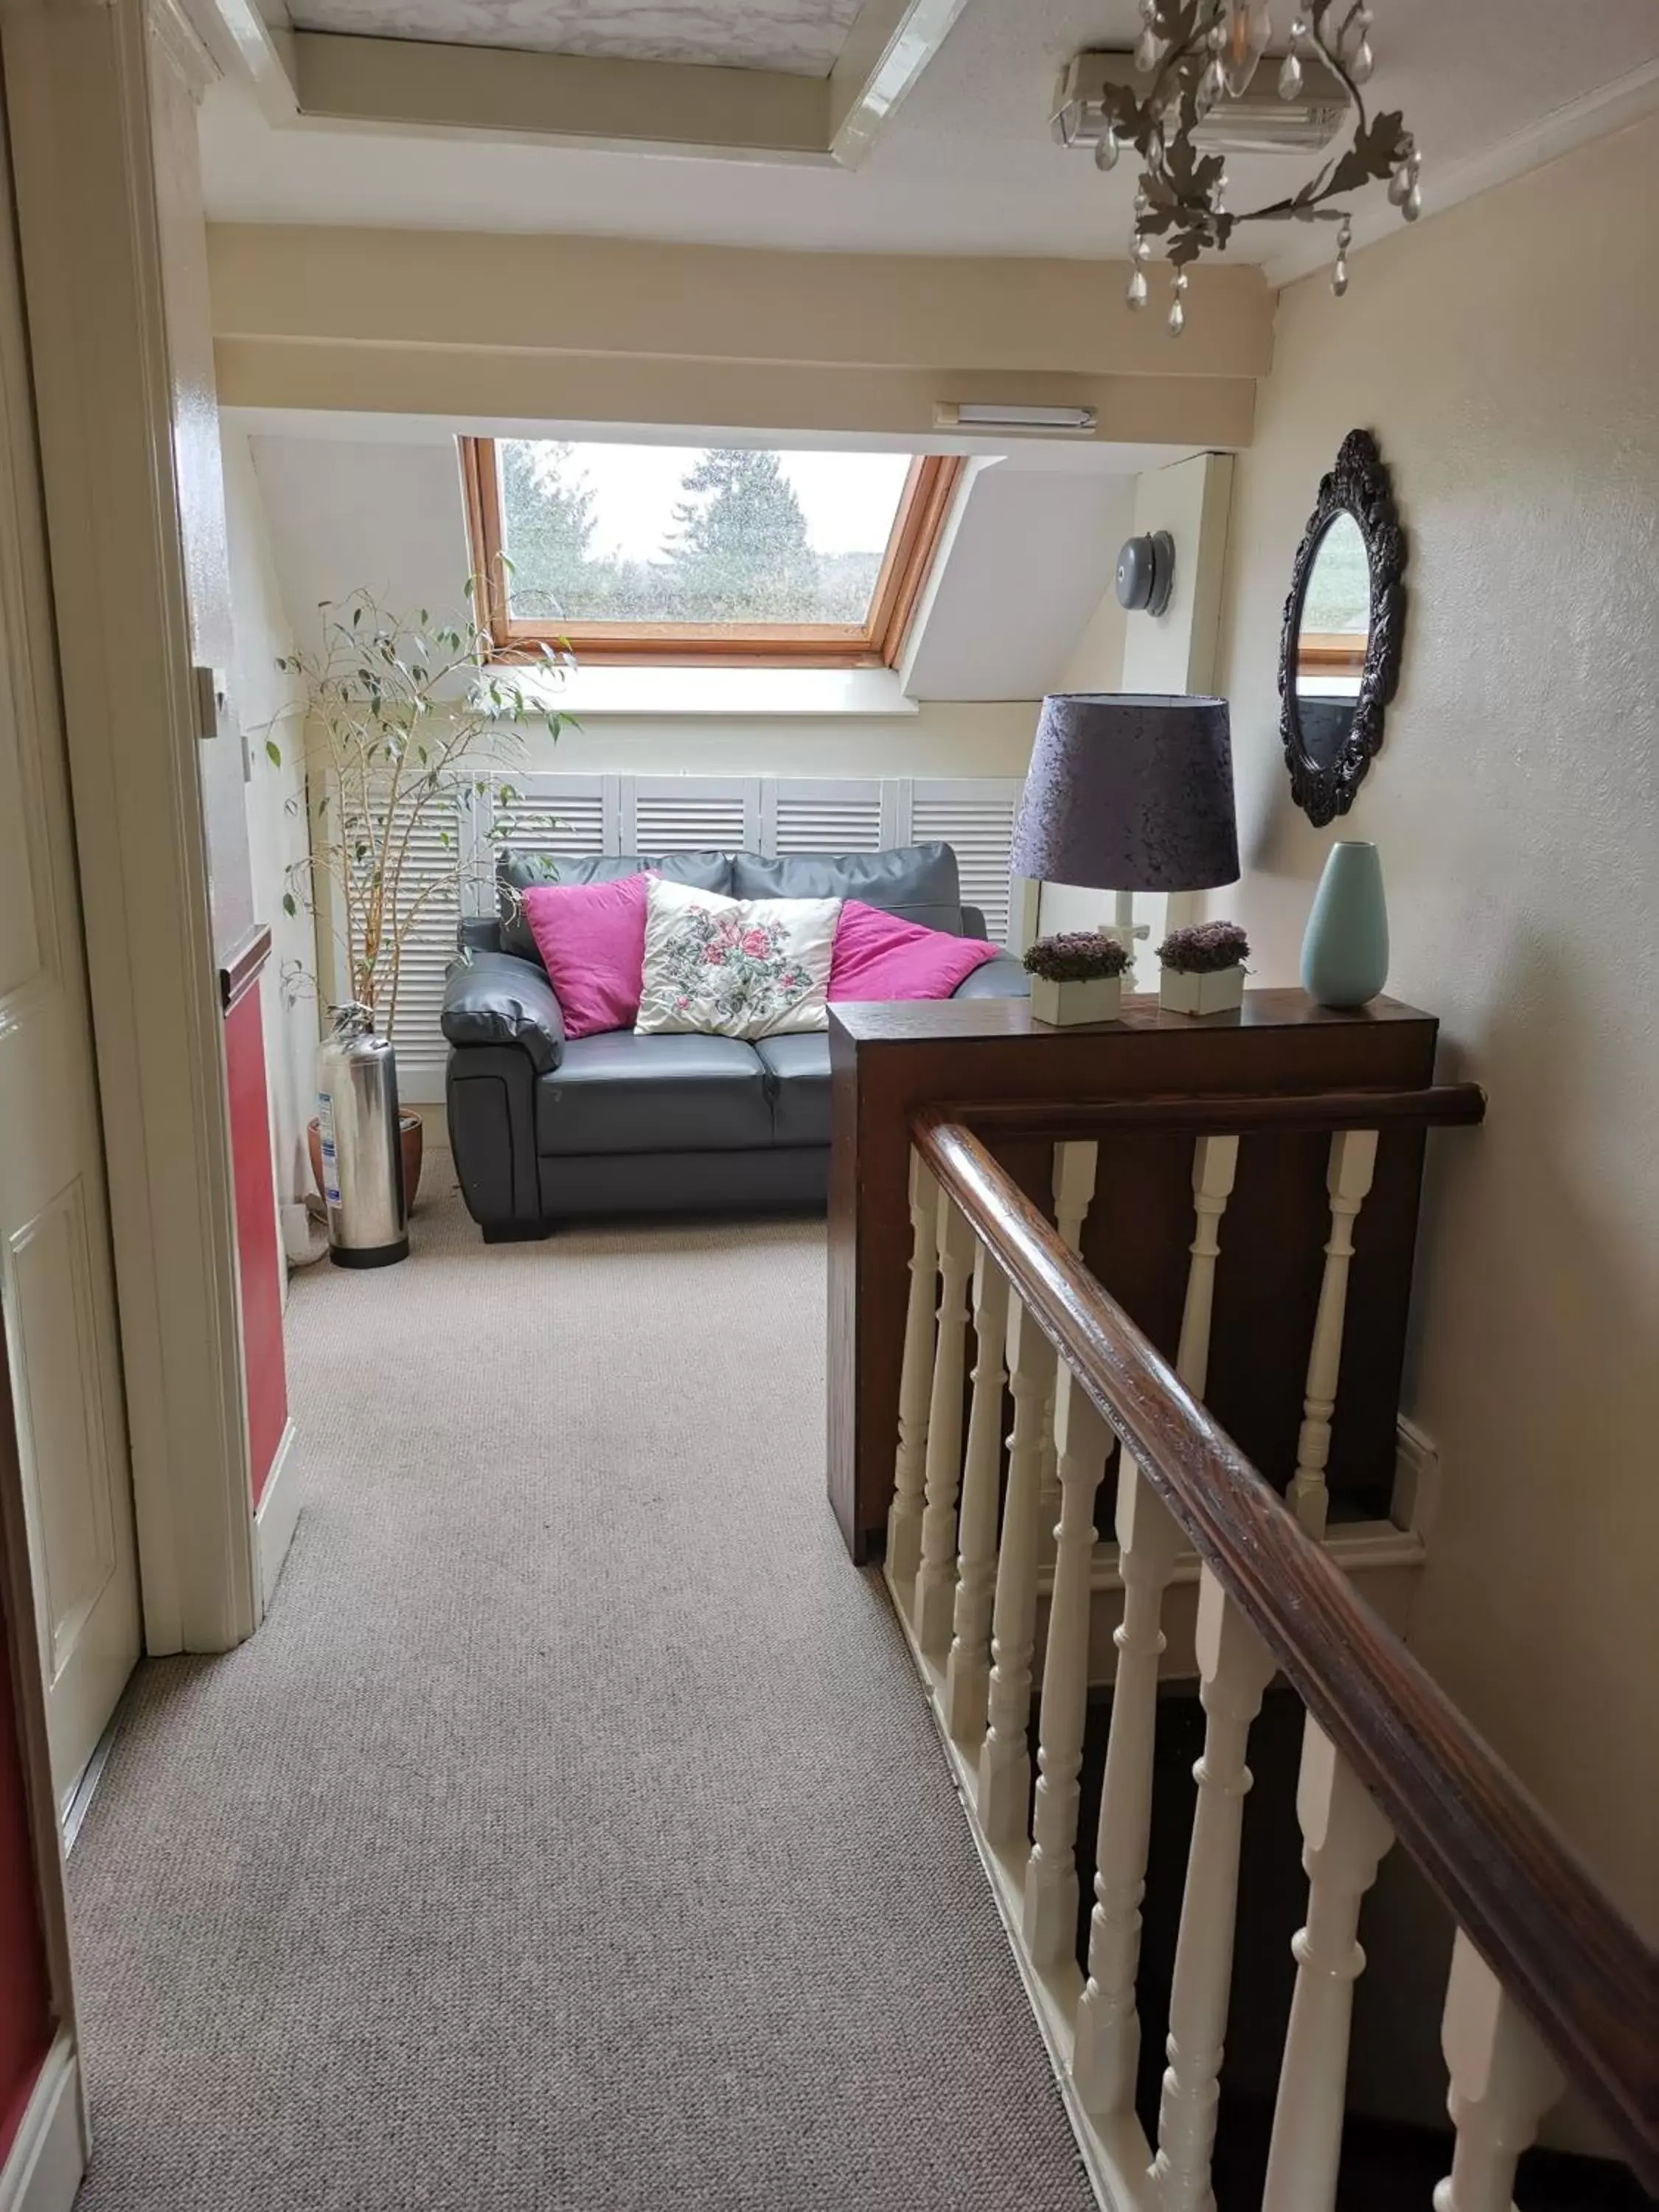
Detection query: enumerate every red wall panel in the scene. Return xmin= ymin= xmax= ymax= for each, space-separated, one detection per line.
xmin=225 ymin=988 xmax=288 ymax=1505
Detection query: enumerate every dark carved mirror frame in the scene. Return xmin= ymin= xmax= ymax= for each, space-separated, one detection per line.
xmin=1279 ymin=428 xmax=1407 ymax=826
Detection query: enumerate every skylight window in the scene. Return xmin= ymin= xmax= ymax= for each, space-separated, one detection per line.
xmin=461 ymin=438 xmax=961 ymax=667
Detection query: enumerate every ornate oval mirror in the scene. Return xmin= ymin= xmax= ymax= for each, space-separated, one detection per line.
xmin=1279 ymin=429 xmax=1406 ymax=825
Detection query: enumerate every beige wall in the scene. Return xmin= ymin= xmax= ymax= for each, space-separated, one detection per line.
xmin=1213 ymin=113 xmax=1659 ymax=1971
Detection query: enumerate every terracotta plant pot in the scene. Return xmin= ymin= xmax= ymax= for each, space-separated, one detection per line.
xmin=308 ymin=1112 xmax=424 ymax=1215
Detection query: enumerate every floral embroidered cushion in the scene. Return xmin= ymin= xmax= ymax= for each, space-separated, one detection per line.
xmin=828 ymin=899 xmax=1001 ymax=1002
xmin=635 ymin=877 xmax=841 ymax=1040
xmin=521 ymin=873 xmax=650 ymax=1039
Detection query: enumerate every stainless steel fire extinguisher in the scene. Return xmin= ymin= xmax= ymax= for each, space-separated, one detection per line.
xmin=315 ymin=1005 xmax=408 ymax=1268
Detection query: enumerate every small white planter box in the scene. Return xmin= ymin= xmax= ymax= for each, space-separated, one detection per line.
xmin=1160 ymin=964 xmax=1245 ymax=1015
xmin=1030 ymin=973 xmax=1124 ymax=1027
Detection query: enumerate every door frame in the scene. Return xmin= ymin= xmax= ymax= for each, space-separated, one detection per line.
xmin=1 ymin=0 xmax=257 ymax=1655
xmin=0 ymin=1352 xmax=86 ymax=2212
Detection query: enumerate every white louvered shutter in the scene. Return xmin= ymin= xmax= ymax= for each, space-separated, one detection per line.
xmin=625 ymin=777 xmax=759 ymax=856
xmin=763 ymin=779 xmax=884 ymax=856
xmin=490 ymin=773 xmax=611 ymax=881
xmin=907 ymin=779 xmax=1023 ymax=947
xmin=383 ymin=800 xmax=463 ymax=1092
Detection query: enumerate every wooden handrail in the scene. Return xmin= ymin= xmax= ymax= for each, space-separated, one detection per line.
xmin=943 ymin=1082 xmax=1487 ymax=1141
xmin=913 ymin=1110 xmax=1658 ymax=2185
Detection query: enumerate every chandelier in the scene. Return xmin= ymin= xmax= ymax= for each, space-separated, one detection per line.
xmin=1095 ymin=1 xmax=1421 ymax=334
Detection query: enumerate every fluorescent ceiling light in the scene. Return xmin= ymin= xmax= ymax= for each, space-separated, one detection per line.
xmin=935 ymin=403 xmax=1097 ymax=434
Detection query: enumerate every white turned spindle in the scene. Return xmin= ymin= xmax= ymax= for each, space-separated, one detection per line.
xmin=1288 ymin=1129 xmax=1378 ymax=1538
xmin=888 ymin=1150 xmax=939 ymax=1581
xmin=1152 ymin=1567 xmax=1276 ymax=2212
xmin=914 ymin=1193 xmax=976 ymax=1653
xmin=1261 ymin=1722 xmax=1395 ymax=2212
xmin=1071 ymin=1453 xmax=1183 ymax=2114
xmin=1177 ymin=1135 xmax=1239 ymax=1396
xmin=977 ymin=1296 xmax=1056 ymax=1850
xmin=944 ymin=1247 xmax=1010 ymax=1747
xmin=1071 ymin=1133 xmax=1237 ymax=2118
xmin=1022 ymin=1375 xmax=1110 ymax=1969
xmin=1037 ymin=1141 xmax=1101 ymax=1565
xmin=1433 ymin=1932 xmax=1564 ymax=2212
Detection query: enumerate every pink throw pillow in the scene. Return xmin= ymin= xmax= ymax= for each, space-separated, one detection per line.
xmin=829 ymin=899 xmax=1001 ymax=1003
xmin=521 ymin=874 xmax=649 ymax=1039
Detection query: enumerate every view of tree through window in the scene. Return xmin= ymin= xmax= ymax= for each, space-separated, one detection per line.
xmin=497 ymin=442 xmax=914 ymax=627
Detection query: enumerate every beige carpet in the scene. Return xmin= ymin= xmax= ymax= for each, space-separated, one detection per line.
xmin=66 ymin=1159 xmax=1094 ymax=2211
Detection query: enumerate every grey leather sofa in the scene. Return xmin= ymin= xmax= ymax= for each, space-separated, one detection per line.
xmin=440 ymin=843 xmax=1029 ymax=1239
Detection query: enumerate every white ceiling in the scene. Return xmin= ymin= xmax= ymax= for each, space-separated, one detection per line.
xmin=285 ymin=0 xmax=863 ymax=74
xmin=201 ymin=1 xmax=1659 ymax=266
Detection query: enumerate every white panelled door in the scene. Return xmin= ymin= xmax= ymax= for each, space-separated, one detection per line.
xmin=0 ymin=118 xmax=139 ymax=1812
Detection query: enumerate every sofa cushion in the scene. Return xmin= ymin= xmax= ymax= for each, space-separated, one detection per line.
xmin=754 ymin=1034 xmax=832 ymax=1149
xmin=535 ymin=1032 xmax=772 ymax=1156
xmin=636 ymin=880 xmax=840 ymax=1041
xmin=729 ymin=844 xmax=962 ymax=934
xmin=498 ymin=850 xmax=734 ymax=961
xmin=951 ymin=951 xmax=1032 ymax=1000
xmin=521 ymin=874 xmax=648 ymax=1038
xmin=829 ymin=899 xmax=1001 ymax=1003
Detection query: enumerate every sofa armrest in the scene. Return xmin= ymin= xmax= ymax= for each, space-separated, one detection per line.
xmin=441 ymin=950 xmax=566 ymax=1074
xmin=951 ymin=951 xmax=1030 ymax=1001
xmin=959 ymin=905 xmax=990 ymax=940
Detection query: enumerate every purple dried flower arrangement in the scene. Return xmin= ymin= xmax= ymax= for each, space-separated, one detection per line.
xmin=1023 ymin=931 xmax=1132 ymax=984
xmin=1156 ymin=921 xmax=1251 ymax=975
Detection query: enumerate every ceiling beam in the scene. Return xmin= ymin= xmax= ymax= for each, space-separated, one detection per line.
xmin=288 ymin=32 xmax=832 ymax=161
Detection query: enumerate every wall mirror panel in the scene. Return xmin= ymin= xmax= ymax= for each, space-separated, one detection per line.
xmin=1279 ymin=429 xmax=1406 ymax=824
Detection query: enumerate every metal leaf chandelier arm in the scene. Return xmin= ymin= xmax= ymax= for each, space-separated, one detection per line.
xmin=1096 ymin=0 xmax=1421 ymax=332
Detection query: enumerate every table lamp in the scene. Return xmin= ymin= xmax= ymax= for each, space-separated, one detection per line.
xmin=1009 ymin=692 xmax=1239 ymax=955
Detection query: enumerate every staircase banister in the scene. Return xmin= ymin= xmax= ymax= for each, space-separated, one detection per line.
xmin=911 ymin=1108 xmax=1658 ymax=2187
xmin=936 ymin=1081 xmax=1488 ymax=1141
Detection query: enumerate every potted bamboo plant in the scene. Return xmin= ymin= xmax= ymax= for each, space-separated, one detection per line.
xmin=271 ymin=585 xmax=568 ymax=1215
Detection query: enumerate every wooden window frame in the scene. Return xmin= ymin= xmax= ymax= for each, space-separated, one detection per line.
xmin=459 ymin=437 xmax=962 ymax=669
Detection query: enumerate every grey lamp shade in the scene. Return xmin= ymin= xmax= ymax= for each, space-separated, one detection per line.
xmin=1009 ymin=693 xmax=1239 ymax=893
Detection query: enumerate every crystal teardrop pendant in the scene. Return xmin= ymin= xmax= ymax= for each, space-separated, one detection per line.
xmin=1094 ymin=128 xmax=1120 ymax=173
xmin=1387 ymin=163 xmax=1410 ymax=204
xmin=1200 ymin=55 xmax=1227 ymax=108
xmin=1402 ymin=181 xmax=1422 ymax=221
xmin=1221 ymin=0 xmax=1273 ymax=98
xmin=1127 ymin=266 xmax=1150 ymax=310
xmin=1332 ymin=256 xmax=1349 ymax=297
xmin=1132 ymin=231 xmax=1152 ymax=262
xmin=1279 ymin=50 xmax=1304 ymax=97
xmin=1349 ymin=35 xmax=1374 ymax=82
xmin=1341 ymin=4 xmax=1373 ymax=60
xmin=1133 ymin=24 xmax=1161 ymax=72
xmin=1168 ymin=296 xmax=1186 ymax=337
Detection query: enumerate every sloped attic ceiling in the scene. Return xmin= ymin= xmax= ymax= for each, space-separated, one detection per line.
xmin=230 ymin=411 xmax=1143 ymax=704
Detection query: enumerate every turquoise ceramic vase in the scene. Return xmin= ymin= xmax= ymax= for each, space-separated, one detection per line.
xmin=1301 ymin=840 xmax=1389 ymax=1008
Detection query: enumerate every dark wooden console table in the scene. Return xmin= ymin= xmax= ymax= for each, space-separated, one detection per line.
xmin=827 ymin=989 xmax=1442 ymax=1562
